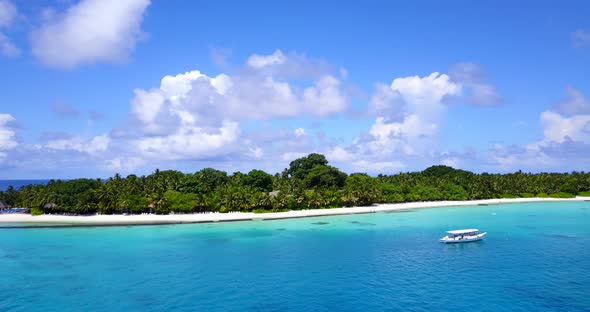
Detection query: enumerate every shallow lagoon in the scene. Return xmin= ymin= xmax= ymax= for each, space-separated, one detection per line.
xmin=1 ymin=201 xmax=589 ymax=311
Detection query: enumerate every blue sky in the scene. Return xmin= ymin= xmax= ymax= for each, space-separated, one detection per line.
xmin=0 ymin=0 xmax=589 ymax=179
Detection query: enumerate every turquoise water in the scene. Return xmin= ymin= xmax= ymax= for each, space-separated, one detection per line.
xmin=1 ymin=202 xmax=589 ymax=311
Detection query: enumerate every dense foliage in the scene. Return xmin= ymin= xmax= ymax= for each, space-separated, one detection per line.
xmin=1 ymin=156 xmax=589 ymax=215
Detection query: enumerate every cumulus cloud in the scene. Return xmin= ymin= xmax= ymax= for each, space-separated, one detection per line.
xmin=131 ymin=69 xmax=346 ymax=129
xmin=123 ymin=50 xmax=348 ymax=165
xmin=351 ymin=160 xmax=404 ymax=172
xmin=281 ymin=152 xmax=308 ymax=162
xmin=247 ymin=49 xmax=287 ymax=69
xmin=340 ymin=67 xmax=500 ymax=172
xmin=325 ymin=146 xmax=354 ymax=163
xmin=30 ymin=0 xmax=151 ymax=68
xmin=490 ymin=88 xmax=590 ymax=171
xmin=104 ymin=156 xmax=145 ymax=172
xmin=299 ymin=71 xmax=466 ymax=174
xmin=355 ymin=72 xmax=461 ymax=165
xmin=2 ymin=50 xmax=344 ymax=174
xmin=0 ymin=113 xmax=17 ymax=151
xmin=540 ymin=111 xmax=590 ymax=144
xmin=538 ymin=88 xmax=590 ymax=146
xmin=245 ymin=49 xmax=333 ymax=79
xmin=368 ymin=82 xmax=404 ymax=120
xmin=45 ymin=134 xmax=110 ymax=155
xmin=490 ymin=143 xmax=552 ymax=171
xmin=133 ymin=121 xmax=241 ymax=160
xmin=449 ymin=63 xmax=500 ymax=106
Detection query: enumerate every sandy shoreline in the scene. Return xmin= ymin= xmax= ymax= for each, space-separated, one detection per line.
xmin=1 ymin=197 xmax=589 ymax=227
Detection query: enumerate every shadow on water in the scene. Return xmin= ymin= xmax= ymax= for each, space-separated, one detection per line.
xmin=205 ymin=237 xmax=232 ymax=244
xmin=275 ymin=228 xmax=287 ymax=231
xmin=541 ymin=234 xmax=577 ymax=240
xmin=442 ymin=240 xmax=485 ymax=251
xmin=311 ymin=222 xmax=330 ymax=225
xmin=517 ymin=225 xmax=537 ymax=230
xmin=349 ymin=221 xmax=376 ymax=226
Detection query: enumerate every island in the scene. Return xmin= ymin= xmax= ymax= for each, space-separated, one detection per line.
xmin=1 ymin=153 xmax=589 ymax=226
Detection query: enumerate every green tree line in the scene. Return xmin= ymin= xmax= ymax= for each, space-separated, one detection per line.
xmin=1 ymin=153 xmax=589 ymax=215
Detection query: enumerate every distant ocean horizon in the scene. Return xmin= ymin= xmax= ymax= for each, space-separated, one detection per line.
xmin=0 ymin=180 xmax=51 ymax=191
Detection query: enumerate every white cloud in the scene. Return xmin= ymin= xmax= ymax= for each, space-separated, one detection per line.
xmin=391 ymin=72 xmax=460 ymax=113
xmin=104 ymin=157 xmax=145 ymax=172
xmin=489 ymin=88 xmax=590 ymax=171
xmin=281 ymin=152 xmax=308 ymax=162
xmin=490 ymin=143 xmax=552 ymax=170
xmin=132 ymin=121 xmax=240 ymax=160
xmin=301 ymin=75 xmax=348 ymax=116
xmin=449 ymin=63 xmax=500 ymax=106
xmin=540 ymin=111 xmax=590 ymax=144
xmin=325 ymin=146 xmax=354 ymax=162
xmin=368 ymin=82 xmax=404 ymax=119
xmin=247 ymin=49 xmax=286 ymax=69
xmin=124 ymin=50 xmax=348 ymax=163
xmin=357 ymin=72 xmax=460 ymax=161
xmin=248 ymin=147 xmax=264 ymax=160
xmin=294 ymin=128 xmax=306 ymax=137
xmin=370 ymin=115 xmax=438 ymax=143
xmin=0 ymin=0 xmax=16 ymax=28
xmin=30 ymin=0 xmax=151 ymax=68
xmin=0 ymin=113 xmax=17 ymax=150
xmin=45 ymin=134 xmax=110 ymax=155
xmin=304 ymin=72 xmax=463 ymax=173
xmin=351 ymin=160 xmax=404 ymax=172
xmin=131 ymin=66 xmax=347 ymax=130
xmin=440 ymin=158 xmax=459 ymax=168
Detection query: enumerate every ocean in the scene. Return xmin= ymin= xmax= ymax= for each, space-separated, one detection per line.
xmin=1 ymin=201 xmax=589 ymax=311
xmin=0 ymin=180 xmax=50 ymax=191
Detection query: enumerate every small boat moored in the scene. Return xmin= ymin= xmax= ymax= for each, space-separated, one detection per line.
xmin=440 ymin=229 xmax=487 ymax=244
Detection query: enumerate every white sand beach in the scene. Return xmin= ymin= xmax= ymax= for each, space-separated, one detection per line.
xmin=1 ymin=197 xmax=589 ymax=226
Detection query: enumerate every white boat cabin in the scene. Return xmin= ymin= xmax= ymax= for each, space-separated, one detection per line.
xmin=440 ymin=229 xmax=487 ymax=243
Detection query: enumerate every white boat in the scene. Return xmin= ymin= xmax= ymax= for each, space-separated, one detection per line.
xmin=440 ymin=229 xmax=487 ymax=243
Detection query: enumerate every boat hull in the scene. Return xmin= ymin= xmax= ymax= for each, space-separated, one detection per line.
xmin=439 ymin=233 xmax=487 ymax=244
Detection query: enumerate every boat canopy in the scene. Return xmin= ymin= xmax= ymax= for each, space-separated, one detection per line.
xmin=446 ymin=229 xmax=479 ymax=235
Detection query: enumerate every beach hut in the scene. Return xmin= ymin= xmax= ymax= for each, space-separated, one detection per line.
xmin=0 ymin=201 xmax=9 ymax=211
xmin=44 ymin=203 xmax=57 ymax=213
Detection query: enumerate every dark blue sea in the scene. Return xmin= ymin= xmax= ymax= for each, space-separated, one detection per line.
xmin=1 ymin=201 xmax=589 ymax=311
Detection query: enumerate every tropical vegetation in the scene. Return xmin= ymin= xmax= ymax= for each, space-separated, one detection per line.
xmin=0 ymin=154 xmax=589 ymax=215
